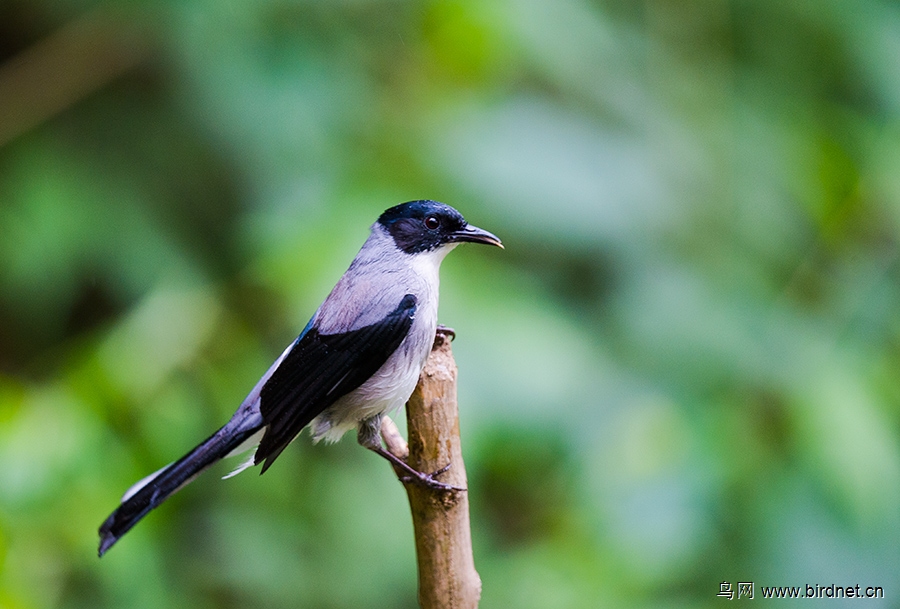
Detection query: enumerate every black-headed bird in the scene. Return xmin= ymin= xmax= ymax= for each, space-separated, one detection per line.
xmin=98 ymin=200 xmax=502 ymax=556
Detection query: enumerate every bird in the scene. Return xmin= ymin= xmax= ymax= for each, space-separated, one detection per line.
xmin=97 ymin=200 xmax=502 ymax=556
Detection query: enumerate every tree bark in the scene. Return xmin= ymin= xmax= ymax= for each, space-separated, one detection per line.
xmin=382 ymin=332 xmax=481 ymax=608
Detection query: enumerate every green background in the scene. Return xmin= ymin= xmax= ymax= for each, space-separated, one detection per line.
xmin=0 ymin=1 xmax=897 ymax=607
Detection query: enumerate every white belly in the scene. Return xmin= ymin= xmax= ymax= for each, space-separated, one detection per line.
xmin=308 ymin=280 xmax=439 ymax=444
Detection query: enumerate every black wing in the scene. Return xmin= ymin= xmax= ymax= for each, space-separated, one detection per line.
xmin=254 ymin=293 xmax=417 ymax=472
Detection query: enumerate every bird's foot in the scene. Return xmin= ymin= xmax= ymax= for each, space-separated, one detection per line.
xmin=398 ymin=462 xmax=465 ymax=492
xmin=434 ymin=325 xmax=455 ymax=349
xmin=370 ymin=446 xmax=466 ymax=492
xmin=436 ymin=325 xmax=455 ymax=341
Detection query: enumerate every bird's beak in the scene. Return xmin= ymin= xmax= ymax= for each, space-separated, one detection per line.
xmin=451 ymin=224 xmax=504 ymax=248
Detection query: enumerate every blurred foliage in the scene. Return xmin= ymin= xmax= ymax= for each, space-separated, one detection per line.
xmin=1 ymin=0 xmax=899 ymax=607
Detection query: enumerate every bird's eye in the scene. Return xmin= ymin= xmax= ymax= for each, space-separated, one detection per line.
xmin=424 ymin=215 xmax=440 ymax=230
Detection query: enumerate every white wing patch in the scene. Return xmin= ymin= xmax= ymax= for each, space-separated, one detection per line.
xmin=222 ymin=428 xmax=265 ymax=479
xmin=122 ymin=463 xmax=171 ymax=502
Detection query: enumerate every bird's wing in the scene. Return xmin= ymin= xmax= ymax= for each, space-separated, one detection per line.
xmin=254 ymin=293 xmax=417 ymax=472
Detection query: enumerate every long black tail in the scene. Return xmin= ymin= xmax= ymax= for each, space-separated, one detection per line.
xmin=98 ymin=420 xmax=261 ymax=556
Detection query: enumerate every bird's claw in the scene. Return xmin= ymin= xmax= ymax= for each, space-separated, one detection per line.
xmin=435 ymin=325 xmax=456 ymax=341
xmin=432 ymin=463 xmax=452 ymax=477
xmin=370 ymin=446 xmax=466 ymax=492
xmin=401 ymin=462 xmax=466 ymax=492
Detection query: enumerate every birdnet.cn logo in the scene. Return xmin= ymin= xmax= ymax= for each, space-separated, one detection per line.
xmin=717 ymin=581 xmax=885 ymax=600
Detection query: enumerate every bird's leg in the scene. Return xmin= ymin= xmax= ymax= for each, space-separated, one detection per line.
xmin=358 ymin=415 xmax=464 ymax=492
xmin=370 ymin=445 xmax=462 ymax=492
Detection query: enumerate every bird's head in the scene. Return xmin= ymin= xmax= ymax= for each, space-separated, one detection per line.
xmin=378 ymin=200 xmax=503 ymax=255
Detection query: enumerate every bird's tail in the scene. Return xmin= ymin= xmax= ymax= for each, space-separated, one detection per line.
xmin=98 ymin=418 xmax=263 ymax=556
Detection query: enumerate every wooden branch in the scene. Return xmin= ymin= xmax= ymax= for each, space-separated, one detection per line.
xmin=382 ymin=332 xmax=481 ymax=608
xmin=380 ymin=415 xmax=410 ymax=461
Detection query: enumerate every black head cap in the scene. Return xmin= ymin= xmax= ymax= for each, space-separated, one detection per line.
xmin=378 ymin=200 xmax=502 ymax=254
